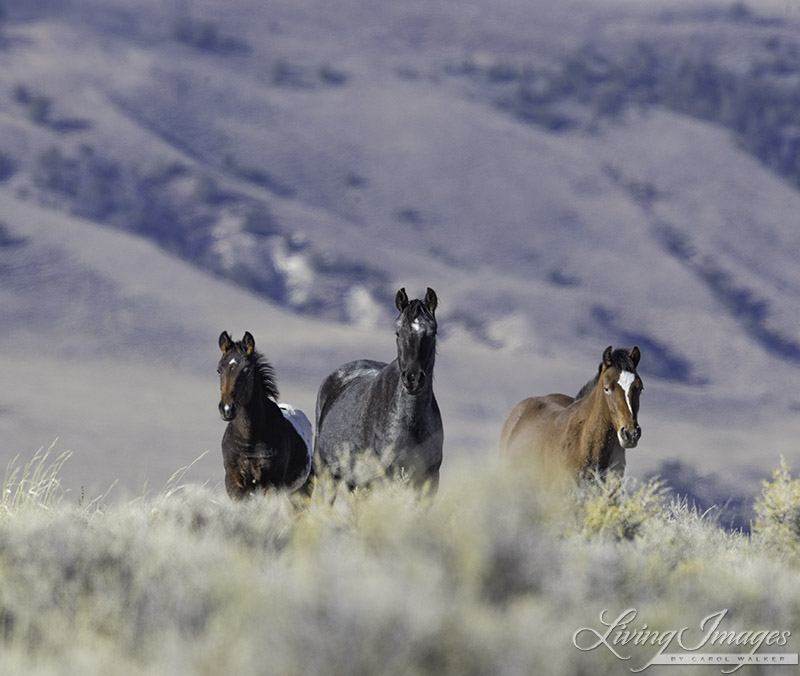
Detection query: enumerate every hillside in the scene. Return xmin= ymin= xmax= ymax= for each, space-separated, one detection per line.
xmin=0 ymin=0 xmax=799 ymax=515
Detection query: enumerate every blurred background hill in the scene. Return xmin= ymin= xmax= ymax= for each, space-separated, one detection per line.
xmin=0 ymin=0 xmax=798 ymax=524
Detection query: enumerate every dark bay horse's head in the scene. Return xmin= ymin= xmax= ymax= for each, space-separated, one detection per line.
xmin=598 ymin=345 xmax=643 ymax=449
xmin=217 ymin=331 xmax=258 ymax=422
xmin=395 ymin=287 xmax=438 ymax=395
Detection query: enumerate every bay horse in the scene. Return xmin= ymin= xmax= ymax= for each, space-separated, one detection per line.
xmin=217 ymin=331 xmax=313 ymax=500
xmin=500 ymin=346 xmax=643 ymax=479
xmin=314 ymin=287 xmax=444 ymax=493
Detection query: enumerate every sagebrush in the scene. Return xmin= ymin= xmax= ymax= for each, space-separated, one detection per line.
xmin=0 ymin=451 xmax=798 ymax=675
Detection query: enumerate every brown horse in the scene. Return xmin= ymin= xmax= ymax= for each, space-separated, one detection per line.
xmin=217 ymin=331 xmax=313 ymax=500
xmin=500 ymin=346 xmax=643 ymax=479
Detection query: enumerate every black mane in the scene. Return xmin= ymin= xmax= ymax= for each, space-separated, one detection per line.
xmin=402 ymin=298 xmax=435 ymax=324
xmin=575 ymin=348 xmax=637 ymax=400
xmin=252 ymin=349 xmax=280 ymax=401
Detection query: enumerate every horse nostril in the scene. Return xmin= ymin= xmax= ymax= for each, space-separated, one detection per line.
xmin=401 ymin=368 xmax=427 ymax=392
xmin=619 ymin=425 xmax=641 ymax=446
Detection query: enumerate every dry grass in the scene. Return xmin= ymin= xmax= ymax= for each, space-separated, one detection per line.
xmin=1 ymin=442 xmax=72 ymax=517
xmin=0 ymin=450 xmax=798 ymax=675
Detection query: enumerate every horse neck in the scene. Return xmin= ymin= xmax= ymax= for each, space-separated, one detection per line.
xmin=571 ymin=381 xmax=617 ymax=468
xmin=230 ymin=383 xmax=283 ymax=444
xmin=388 ymin=360 xmax=435 ymax=413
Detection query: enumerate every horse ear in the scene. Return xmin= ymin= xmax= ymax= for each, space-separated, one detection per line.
xmin=424 ymin=287 xmax=438 ymax=315
xmin=602 ymin=345 xmax=614 ymax=368
xmin=395 ymin=288 xmax=409 ymax=313
xmin=219 ymin=331 xmax=233 ymax=354
xmin=630 ymin=346 xmax=641 ymax=368
xmin=242 ymin=331 xmax=255 ymax=355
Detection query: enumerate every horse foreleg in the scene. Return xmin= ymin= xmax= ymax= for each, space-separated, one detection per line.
xmin=224 ymin=470 xmax=249 ymax=500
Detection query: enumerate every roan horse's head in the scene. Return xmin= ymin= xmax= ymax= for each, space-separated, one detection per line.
xmin=598 ymin=345 xmax=643 ymax=449
xmin=217 ymin=331 xmax=257 ymax=422
xmin=395 ymin=287 xmax=438 ymax=395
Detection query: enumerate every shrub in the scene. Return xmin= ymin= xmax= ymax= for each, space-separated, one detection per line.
xmin=567 ymin=475 xmax=668 ymax=541
xmin=752 ymin=457 xmax=800 ymax=556
xmin=1 ymin=451 xmax=799 ymax=675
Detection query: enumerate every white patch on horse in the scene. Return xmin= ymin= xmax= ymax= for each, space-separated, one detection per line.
xmin=278 ymin=403 xmax=314 ymax=493
xmin=411 ymin=319 xmax=426 ymax=333
xmin=618 ymin=371 xmax=636 ymax=414
xmin=228 ymin=358 xmax=237 ymax=366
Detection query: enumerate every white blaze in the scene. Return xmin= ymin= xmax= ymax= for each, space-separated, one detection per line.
xmin=618 ymin=371 xmax=635 ymax=414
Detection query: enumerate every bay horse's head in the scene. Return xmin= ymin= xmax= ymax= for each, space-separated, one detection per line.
xmin=217 ymin=331 xmax=259 ymax=422
xmin=395 ymin=287 xmax=438 ymax=395
xmin=598 ymin=345 xmax=643 ymax=448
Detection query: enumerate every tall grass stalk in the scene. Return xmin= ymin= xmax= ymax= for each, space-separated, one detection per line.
xmin=1 ymin=441 xmax=71 ymax=516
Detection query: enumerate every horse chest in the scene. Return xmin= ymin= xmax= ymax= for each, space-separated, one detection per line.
xmin=552 ymin=410 xmax=611 ymax=469
xmin=378 ymin=394 xmax=441 ymax=443
xmin=222 ymin=428 xmax=282 ymax=482
xmin=235 ymin=459 xmax=262 ymax=488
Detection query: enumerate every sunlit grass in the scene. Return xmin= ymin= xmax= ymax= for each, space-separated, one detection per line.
xmin=0 ymin=449 xmax=798 ymax=675
xmin=1 ymin=442 xmax=71 ymax=517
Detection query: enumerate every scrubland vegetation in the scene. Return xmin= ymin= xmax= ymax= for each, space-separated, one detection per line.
xmin=1 ymin=448 xmax=800 ymax=675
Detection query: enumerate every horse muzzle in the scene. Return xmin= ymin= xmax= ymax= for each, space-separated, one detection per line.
xmin=618 ymin=424 xmax=641 ymax=449
xmin=219 ymin=401 xmax=237 ymax=421
xmin=401 ymin=369 xmax=427 ymax=395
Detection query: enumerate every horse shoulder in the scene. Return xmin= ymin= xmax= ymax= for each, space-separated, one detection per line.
xmin=416 ymin=393 xmax=444 ymax=457
xmin=545 ymin=393 xmax=574 ymax=409
xmin=326 ymin=359 xmax=385 ymax=396
xmin=501 ymin=396 xmax=557 ymax=456
xmin=505 ymin=393 xmax=586 ymax=468
xmin=430 ymin=392 xmax=443 ymax=430
xmin=317 ymin=359 xmax=386 ymax=427
xmin=554 ymin=393 xmax=612 ymax=472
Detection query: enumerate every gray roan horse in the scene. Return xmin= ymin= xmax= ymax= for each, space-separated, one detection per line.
xmin=217 ymin=331 xmax=313 ymax=500
xmin=500 ymin=346 xmax=643 ymax=479
xmin=314 ymin=288 xmax=443 ymax=493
